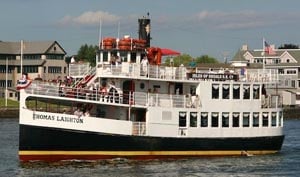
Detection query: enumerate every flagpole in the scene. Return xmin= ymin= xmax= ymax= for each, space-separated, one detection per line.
xmin=20 ymin=40 xmax=23 ymax=76
xmin=98 ymin=19 xmax=102 ymax=49
xmin=5 ymin=57 xmax=8 ymax=107
xmin=262 ymin=37 xmax=265 ymax=70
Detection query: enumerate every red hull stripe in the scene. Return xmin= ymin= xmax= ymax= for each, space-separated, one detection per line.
xmin=19 ymin=150 xmax=278 ymax=162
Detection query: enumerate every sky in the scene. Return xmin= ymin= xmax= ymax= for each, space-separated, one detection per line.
xmin=1 ymin=0 xmax=300 ymax=61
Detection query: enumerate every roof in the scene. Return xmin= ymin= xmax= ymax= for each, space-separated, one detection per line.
xmin=231 ymin=47 xmax=300 ymax=67
xmin=0 ymin=41 xmax=66 ymax=54
xmin=0 ymin=59 xmax=46 ymax=66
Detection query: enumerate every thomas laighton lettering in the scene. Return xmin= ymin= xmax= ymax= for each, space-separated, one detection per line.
xmin=33 ymin=113 xmax=84 ymax=124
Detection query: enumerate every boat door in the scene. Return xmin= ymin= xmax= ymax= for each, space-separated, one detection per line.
xmin=123 ymin=80 xmax=135 ymax=104
xmin=175 ymin=83 xmax=183 ymax=95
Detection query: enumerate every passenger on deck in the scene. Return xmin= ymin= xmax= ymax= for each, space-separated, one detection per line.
xmin=108 ymin=81 xmax=119 ymax=103
xmin=141 ymin=56 xmax=149 ymax=76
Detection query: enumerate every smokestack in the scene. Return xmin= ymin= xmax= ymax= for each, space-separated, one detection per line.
xmin=138 ymin=14 xmax=151 ymax=47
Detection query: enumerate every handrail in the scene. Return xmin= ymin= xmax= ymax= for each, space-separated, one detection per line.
xmin=24 ymin=81 xmax=195 ymax=109
xmin=97 ymin=63 xmax=279 ymax=83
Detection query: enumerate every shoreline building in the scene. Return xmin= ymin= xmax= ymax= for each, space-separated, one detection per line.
xmin=231 ymin=44 xmax=300 ymax=106
xmin=0 ymin=41 xmax=67 ymax=100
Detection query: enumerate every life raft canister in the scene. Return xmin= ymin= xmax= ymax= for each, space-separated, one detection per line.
xmin=147 ymin=47 xmax=162 ymax=65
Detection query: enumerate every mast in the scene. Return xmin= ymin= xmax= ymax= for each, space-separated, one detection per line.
xmin=5 ymin=57 xmax=8 ymax=107
xmin=262 ymin=37 xmax=265 ymax=71
xmin=20 ymin=40 xmax=23 ymax=76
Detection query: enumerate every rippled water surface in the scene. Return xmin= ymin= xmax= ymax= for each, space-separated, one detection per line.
xmin=1 ymin=118 xmax=299 ymax=177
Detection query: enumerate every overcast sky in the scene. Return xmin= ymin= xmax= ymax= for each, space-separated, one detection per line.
xmin=1 ymin=0 xmax=300 ymax=61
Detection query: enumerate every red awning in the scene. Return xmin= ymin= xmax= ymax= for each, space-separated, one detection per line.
xmin=160 ymin=48 xmax=181 ymax=56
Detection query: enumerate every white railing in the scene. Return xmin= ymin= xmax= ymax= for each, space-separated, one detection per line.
xmin=132 ymin=122 xmax=146 ymax=136
xmin=69 ymin=63 xmax=91 ymax=78
xmin=97 ymin=63 xmax=279 ymax=83
xmin=244 ymin=69 xmax=278 ymax=83
xmin=24 ymin=81 xmax=196 ymax=109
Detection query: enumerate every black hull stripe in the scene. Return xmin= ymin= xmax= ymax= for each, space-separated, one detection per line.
xmin=19 ymin=124 xmax=284 ymax=160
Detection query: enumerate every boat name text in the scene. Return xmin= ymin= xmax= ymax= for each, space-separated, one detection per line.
xmin=188 ymin=73 xmax=238 ymax=80
xmin=33 ymin=113 xmax=84 ymax=124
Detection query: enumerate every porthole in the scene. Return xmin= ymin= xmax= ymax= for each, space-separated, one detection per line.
xmin=140 ymin=83 xmax=145 ymax=89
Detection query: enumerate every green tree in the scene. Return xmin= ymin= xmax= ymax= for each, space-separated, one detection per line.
xmin=195 ymin=55 xmax=219 ymax=64
xmin=164 ymin=54 xmax=218 ymax=67
xmin=77 ymin=44 xmax=98 ymax=66
xmin=278 ymin=43 xmax=299 ymax=49
xmin=164 ymin=54 xmax=193 ymax=67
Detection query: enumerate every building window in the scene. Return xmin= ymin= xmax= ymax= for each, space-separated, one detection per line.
xmin=200 ymin=112 xmax=208 ymax=127
xmin=233 ymin=112 xmax=240 ymax=127
xmin=0 ymin=80 xmax=12 ymax=87
xmin=48 ymin=66 xmax=62 ymax=73
xmin=64 ymin=67 xmax=67 ymax=74
xmin=179 ymin=112 xmax=187 ymax=127
xmin=212 ymin=84 xmax=219 ymax=99
xmin=17 ymin=66 xmax=38 ymax=73
xmin=46 ymin=55 xmax=64 ymax=60
xmin=278 ymin=69 xmax=284 ymax=74
xmin=286 ymin=70 xmax=296 ymax=74
xmin=292 ymin=80 xmax=296 ymax=88
xmin=211 ymin=112 xmax=219 ymax=127
xmin=0 ymin=66 xmax=13 ymax=73
xmin=23 ymin=54 xmax=41 ymax=60
xmin=190 ymin=112 xmax=197 ymax=127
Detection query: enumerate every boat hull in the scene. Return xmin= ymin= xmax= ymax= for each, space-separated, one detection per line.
xmin=19 ymin=124 xmax=284 ymax=162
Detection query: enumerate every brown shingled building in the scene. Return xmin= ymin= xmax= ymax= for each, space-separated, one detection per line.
xmin=0 ymin=41 xmax=68 ymax=100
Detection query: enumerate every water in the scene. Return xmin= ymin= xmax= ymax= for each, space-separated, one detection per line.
xmin=0 ymin=118 xmax=299 ymax=177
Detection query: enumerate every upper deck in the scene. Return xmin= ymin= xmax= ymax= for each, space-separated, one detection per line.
xmin=69 ymin=62 xmax=279 ymax=83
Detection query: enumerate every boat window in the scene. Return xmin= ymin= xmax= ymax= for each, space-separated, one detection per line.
xmin=130 ymin=52 xmax=137 ymax=63
xmin=222 ymin=84 xmax=230 ymax=99
xmin=103 ymin=52 xmax=108 ymax=62
xmin=222 ymin=112 xmax=229 ymax=127
xmin=211 ymin=112 xmax=219 ymax=127
xmin=243 ymin=85 xmax=250 ymax=99
xmin=200 ymin=112 xmax=208 ymax=127
xmin=190 ymin=85 xmax=196 ymax=96
xmin=243 ymin=112 xmax=250 ymax=127
xmin=190 ymin=112 xmax=198 ymax=127
xmin=179 ymin=112 xmax=187 ymax=127
xmin=120 ymin=51 xmax=127 ymax=62
xmin=212 ymin=84 xmax=219 ymax=99
xmin=262 ymin=112 xmax=269 ymax=127
xmin=233 ymin=84 xmax=240 ymax=99
xmin=232 ymin=112 xmax=240 ymax=127
xmin=279 ymin=111 xmax=283 ymax=127
xmin=271 ymin=112 xmax=277 ymax=127
xmin=253 ymin=112 xmax=259 ymax=127
xmin=253 ymin=85 xmax=260 ymax=99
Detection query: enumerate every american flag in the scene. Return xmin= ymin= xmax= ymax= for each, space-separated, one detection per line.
xmin=264 ymin=41 xmax=276 ymax=55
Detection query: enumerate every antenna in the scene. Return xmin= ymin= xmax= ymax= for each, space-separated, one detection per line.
xmin=222 ymin=51 xmax=229 ymax=64
xmin=98 ymin=18 xmax=102 ymax=49
xmin=117 ymin=21 xmax=120 ymax=39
